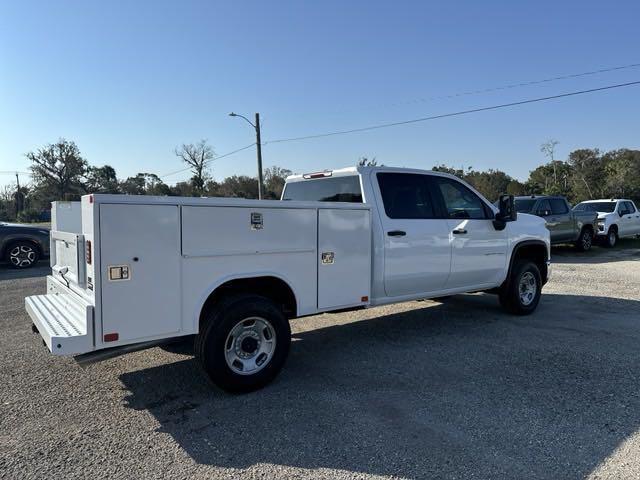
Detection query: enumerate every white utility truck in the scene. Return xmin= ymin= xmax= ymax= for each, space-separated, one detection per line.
xmin=26 ymin=166 xmax=550 ymax=392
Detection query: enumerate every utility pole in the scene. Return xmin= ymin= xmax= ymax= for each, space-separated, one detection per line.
xmin=255 ymin=113 xmax=264 ymax=200
xmin=15 ymin=172 xmax=23 ymax=215
xmin=229 ymin=111 xmax=265 ymax=199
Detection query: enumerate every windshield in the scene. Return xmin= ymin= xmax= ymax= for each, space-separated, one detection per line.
xmin=514 ymin=199 xmax=537 ymax=213
xmin=282 ymin=175 xmax=363 ymax=203
xmin=574 ymin=202 xmax=616 ymax=213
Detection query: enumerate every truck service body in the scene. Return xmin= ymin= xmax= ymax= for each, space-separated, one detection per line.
xmin=26 ymin=166 xmax=551 ymax=392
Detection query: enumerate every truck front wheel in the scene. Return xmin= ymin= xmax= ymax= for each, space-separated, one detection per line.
xmin=195 ymin=294 xmax=291 ymax=393
xmin=499 ymin=260 xmax=542 ymax=315
xmin=575 ymin=228 xmax=593 ymax=252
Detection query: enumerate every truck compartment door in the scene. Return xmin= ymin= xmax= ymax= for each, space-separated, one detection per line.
xmin=317 ymin=208 xmax=371 ymax=310
xmin=99 ymin=204 xmax=181 ymax=344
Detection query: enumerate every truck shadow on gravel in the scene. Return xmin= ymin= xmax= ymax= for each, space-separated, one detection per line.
xmin=120 ymin=293 xmax=640 ymax=479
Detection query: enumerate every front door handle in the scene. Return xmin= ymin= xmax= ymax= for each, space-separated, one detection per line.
xmin=387 ymin=230 xmax=406 ymax=237
xmin=452 ymin=229 xmax=467 ymax=235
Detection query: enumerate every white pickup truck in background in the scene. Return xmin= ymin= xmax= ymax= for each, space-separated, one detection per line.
xmin=26 ymin=166 xmax=550 ymax=392
xmin=573 ymin=198 xmax=640 ymax=247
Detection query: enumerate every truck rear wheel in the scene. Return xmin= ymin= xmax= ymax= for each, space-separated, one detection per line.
xmin=195 ymin=294 xmax=291 ymax=393
xmin=499 ymin=260 xmax=542 ymax=315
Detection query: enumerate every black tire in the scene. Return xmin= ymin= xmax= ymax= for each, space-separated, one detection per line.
xmin=574 ymin=228 xmax=593 ymax=252
xmin=195 ymin=294 xmax=291 ymax=393
xmin=499 ymin=260 xmax=542 ymax=315
xmin=603 ymin=227 xmax=617 ymax=248
xmin=5 ymin=241 xmax=40 ymax=269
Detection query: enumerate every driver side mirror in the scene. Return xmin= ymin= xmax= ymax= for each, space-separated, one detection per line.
xmin=493 ymin=194 xmax=517 ymax=230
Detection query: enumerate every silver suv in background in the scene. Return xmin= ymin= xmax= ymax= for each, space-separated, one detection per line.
xmin=573 ymin=199 xmax=640 ymax=247
xmin=514 ymin=195 xmax=598 ymax=251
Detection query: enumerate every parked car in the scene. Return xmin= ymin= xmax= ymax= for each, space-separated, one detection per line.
xmin=26 ymin=166 xmax=550 ymax=392
xmin=512 ymin=195 xmax=597 ymax=251
xmin=573 ymin=199 xmax=640 ymax=247
xmin=0 ymin=222 xmax=50 ymax=269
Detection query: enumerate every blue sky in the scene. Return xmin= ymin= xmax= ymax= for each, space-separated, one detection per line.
xmin=1 ymin=0 xmax=639 ymax=186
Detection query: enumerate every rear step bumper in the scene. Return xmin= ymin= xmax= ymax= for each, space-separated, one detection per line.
xmin=25 ymin=282 xmax=94 ymax=355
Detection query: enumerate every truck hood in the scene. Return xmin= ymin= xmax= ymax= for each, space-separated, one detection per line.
xmin=596 ymin=213 xmax=614 ymax=220
xmin=0 ymin=222 xmax=49 ymax=233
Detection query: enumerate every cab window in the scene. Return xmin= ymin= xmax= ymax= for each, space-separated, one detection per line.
xmin=282 ymin=175 xmax=362 ymax=203
xmin=549 ymin=198 xmax=568 ymax=215
xmin=433 ymin=177 xmax=491 ymax=219
xmin=377 ymin=173 xmax=436 ymax=219
xmin=536 ymin=200 xmax=552 ymax=216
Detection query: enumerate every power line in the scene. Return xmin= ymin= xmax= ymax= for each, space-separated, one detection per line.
xmin=264 ymin=80 xmax=640 ymax=145
xmin=160 ymin=143 xmax=256 ymax=179
xmin=0 ymin=171 xmax=31 ymax=175
xmin=353 ymin=62 xmax=640 ymax=112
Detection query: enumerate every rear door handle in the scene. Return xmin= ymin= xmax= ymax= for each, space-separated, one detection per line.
xmin=387 ymin=230 xmax=406 ymax=237
xmin=452 ymin=229 xmax=467 ymax=235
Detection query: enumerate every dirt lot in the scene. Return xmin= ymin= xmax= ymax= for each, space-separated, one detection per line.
xmin=1 ymin=241 xmax=640 ymax=480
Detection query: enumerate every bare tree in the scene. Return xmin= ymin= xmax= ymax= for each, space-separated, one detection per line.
xmin=357 ymin=156 xmax=378 ymax=166
xmin=540 ymin=139 xmax=560 ymax=186
xmin=175 ymin=140 xmax=215 ymax=196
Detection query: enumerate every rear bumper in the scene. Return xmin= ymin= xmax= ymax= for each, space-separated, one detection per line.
xmin=25 ymin=276 xmax=94 ymax=355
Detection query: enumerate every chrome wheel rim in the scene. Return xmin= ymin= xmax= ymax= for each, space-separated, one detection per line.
xmin=9 ymin=245 xmax=36 ymax=267
xmin=609 ymin=231 xmax=616 ymax=246
xmin=224 ymin=317 xmax=276 ymax=375
xmin=518 ymin=271 xmax=537 ymax=306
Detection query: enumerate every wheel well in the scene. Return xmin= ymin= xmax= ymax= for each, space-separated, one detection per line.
xmin=200 ymin=276 xmax=297 ymax=326
xmin=609 ymin=224 xmax=618 ymax=233
xmin=509 ymin=242 xmax=548 ymax=285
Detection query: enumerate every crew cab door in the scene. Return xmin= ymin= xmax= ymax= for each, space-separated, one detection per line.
xmin=375 ymin=172 xmax=451 ymax=296
xmin=548 ymin=198 xmax=574 ymax=241
xmin=618 ymin=201 xmax=637 ymax=237
xmin=431 ymin=176 xmax=507 ymax=289
xmin=627 ymin=202 xmax=640 ymax=235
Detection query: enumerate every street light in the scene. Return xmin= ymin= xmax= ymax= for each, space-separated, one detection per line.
xmin=229 ymin=112 xmax=264 ymax=200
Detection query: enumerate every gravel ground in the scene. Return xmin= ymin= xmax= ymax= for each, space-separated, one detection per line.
xmin=1 ymin=241 xmax=640 ymax=480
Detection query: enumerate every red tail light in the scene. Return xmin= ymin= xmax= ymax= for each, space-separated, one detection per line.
xmin=104 ymin=333 xmax=119 ymax=342
xmin=86 ymin=240 xmax=92 ymax=265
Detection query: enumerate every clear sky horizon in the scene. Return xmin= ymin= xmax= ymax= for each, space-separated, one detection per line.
xmin=1 ymin=0 xmax=639 ymax=187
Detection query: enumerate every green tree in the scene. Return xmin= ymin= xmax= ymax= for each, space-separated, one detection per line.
xmin=120 ymin=173 xmax=170 ymax=196
xmin=567 ymin=148 xmax=604 ymax=201
xmin=602 ymin=149 xmax=640 ymax=201
xmin=525 ymin=161 xmax=573 ymax=200
xmin=264 ymin=166 xmax=293 ymax=199
xmin=27 ymin=139 xmax=87 ymax=201
xmin=85 ymin=165 xmax=119 ymax=193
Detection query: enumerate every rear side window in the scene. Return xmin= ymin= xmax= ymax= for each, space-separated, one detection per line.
xmin=377 ymin=173 xmax=436 ymax=219
xmin=433 ymin=177 xmax=490 ymax=219
xmin=536 ymin=199 xmax=552 ymax=215
xmin=515 ymin=199 xmax=536 ymax=213
xmin=282 ymin=176 xmax=362 ymax=203
xmin=549 ymin=198 xmax=568 ymax=215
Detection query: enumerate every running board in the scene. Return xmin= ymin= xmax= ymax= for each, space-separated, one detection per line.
xmin=74 ymin=337 xmax=184 ymax=365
